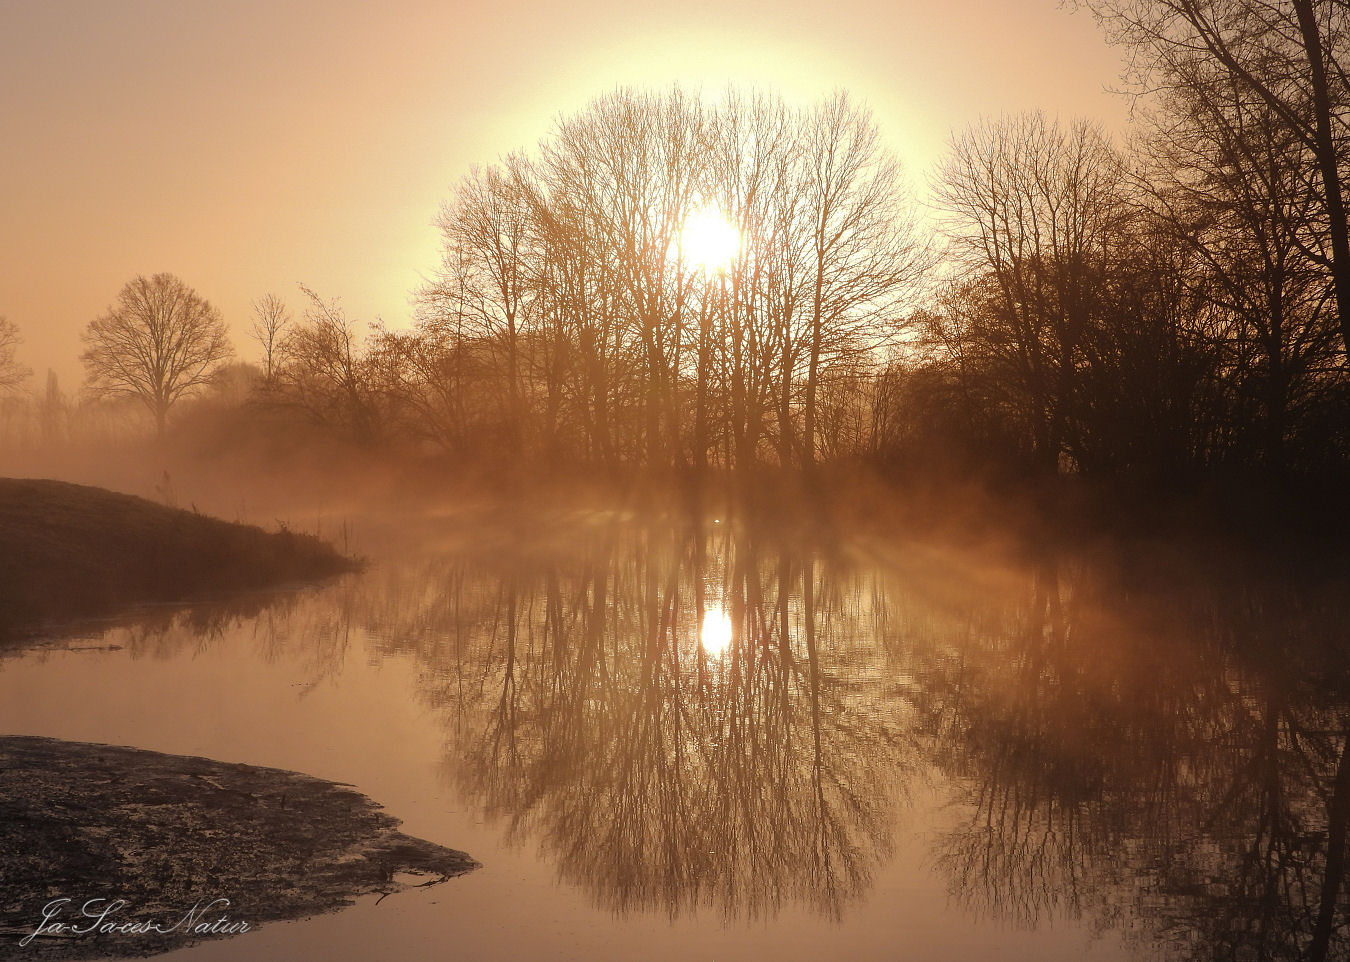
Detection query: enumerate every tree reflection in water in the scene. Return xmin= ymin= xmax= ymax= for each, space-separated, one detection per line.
xmin=903 ymin=551 xmax=1350 ymax=961
xmin=369 ymin=517 xmax=910 ymax=920
xmin=71 ymin=512 xmax=1350 ymax=953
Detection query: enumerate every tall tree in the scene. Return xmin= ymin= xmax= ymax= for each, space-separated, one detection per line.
xmin=1137 ymin=79 xmax=1341 ymax=471
xmin=412 ymin=88 xmax=926 ymax=471
xmin=545 ymin=89 xmax=707 ymax=468
xmin=1082 ymin=0 xmax=1350 ymax=361
xmin=426 ymin=164 xmax=538 ymax=448
xmin=249 ymin=293 xmax=291 ymax=382
xmin=800 ymin=93 xmax=926 ymax=469
xmin=936 ymin=113 xmax=1128 ymax=473
xmin=80 ymin=273 xmax=232 ymax=436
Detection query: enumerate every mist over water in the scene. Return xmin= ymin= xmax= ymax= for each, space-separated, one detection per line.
xmin=3 ymin=490 xmax=1346 ymax=961
xmin=5 ymin=2 xmax=1350 ymax=957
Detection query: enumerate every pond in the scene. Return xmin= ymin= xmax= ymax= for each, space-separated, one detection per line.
xmin=3 ymin=504 xmax=1347 ymax=961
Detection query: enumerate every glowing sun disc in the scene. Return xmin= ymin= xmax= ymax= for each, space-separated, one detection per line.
xmin=700 ymin=609 xmax=734 ymax=657
xmin=680 ymin=205 xmax=740 ymax=273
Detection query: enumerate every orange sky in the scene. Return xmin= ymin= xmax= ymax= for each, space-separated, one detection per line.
xmin=0 ymin=0 xmax=1129 ymax=387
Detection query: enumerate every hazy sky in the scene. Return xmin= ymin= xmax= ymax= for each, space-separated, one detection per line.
xmin=1 ymin=0 xmax=1130 ymax=385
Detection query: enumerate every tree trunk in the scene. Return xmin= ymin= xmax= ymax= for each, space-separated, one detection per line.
xmin=803 ymin=248 xmax=826 ymax=473
xmin=1292 ymin=0 xmax=1350 ymax=359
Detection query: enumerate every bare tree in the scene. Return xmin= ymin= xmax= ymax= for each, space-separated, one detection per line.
xmin=80 ymin=273 xmax=233 ymax=436
xmin=542 ymin=88 xmax=708 ymax=467
xmin=1137 ymin=76 xmax=1341 ymax=472
xmin=411 ymin=88 xmax=926 ymax=473
xmin=425 ymin=163 xmax=538 ymax=447
xmin=272 ymin=285 xmax=380 ymax=441
xmin=936 ymin=113 xmax=1129 ymax=473
xmin=0 ymin=317 xmax=31 ymax=394
xmin=799 ymin=93 xmax=927 ymax=469
xmin=706 ymin=91 xmax=804 ymax=469
xmin=249 ymin=293 xmax=291 ymax=382
xmin=1081 ymin=0 xmax=1350 ymax=362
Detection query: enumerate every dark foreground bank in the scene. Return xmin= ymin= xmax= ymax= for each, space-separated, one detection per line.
xmin=0 ymin=478 xmax=357 ymax=639
xmin=0 ymin=736 xmax=479 ymax=960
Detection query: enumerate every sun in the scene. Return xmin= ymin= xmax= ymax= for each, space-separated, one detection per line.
xmin=700 ymin=608 xmax=734 ymax=658
xmin=680 ymin=204 xmax=740 ymax=273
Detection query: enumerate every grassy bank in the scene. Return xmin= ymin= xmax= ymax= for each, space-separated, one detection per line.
xmin=0 ymin=478 xmax=357 ymax=639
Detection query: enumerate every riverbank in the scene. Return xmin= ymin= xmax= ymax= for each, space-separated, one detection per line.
xmin=0 ymin=478 xmax=358 ymax=639
xmin=0 ymin=735 xmax=478 ymax=960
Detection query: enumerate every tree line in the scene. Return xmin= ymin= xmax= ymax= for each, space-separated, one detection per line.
xmin=4 ymin=1 xmax=1349 ymax=493
xmin=381 ymin=89 xmax=924 ymax=472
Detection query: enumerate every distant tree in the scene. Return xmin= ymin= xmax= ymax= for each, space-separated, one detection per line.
xmin=0 ymin=317 xmax=31 ymax=394
xmin=80 ymin=273 xmax=233 ymax=436
xmin=249 ymin=293 xmax=291 ymax=382
xmin=39 ymin=370 xmax=67 ymax=444
xmin=272 ymin=285 xmax=380 ymax=441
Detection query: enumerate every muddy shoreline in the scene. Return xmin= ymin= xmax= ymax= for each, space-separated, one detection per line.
xmin=0 ymin=736 xmax=477 ymax=960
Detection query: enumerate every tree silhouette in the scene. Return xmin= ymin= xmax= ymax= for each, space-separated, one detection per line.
xmin=270 ymin=285 xmax=381 ymax=442
xmin=0 ymin=317 xmax=30 ymax=394
xmin=410 ymin=88 xmax=926 ymax=473
xmin=249 ymin=293 xmax=291 ymax=383
xmin=80 ymin=273 xmax=232 ymax=436
xmin=1083 ymin=0 xmax=1350 ymax=363
xmin=935 ymin=113 xmax=1129 ymax=475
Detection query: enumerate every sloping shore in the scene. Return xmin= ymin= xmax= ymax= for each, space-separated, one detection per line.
xmin=0 ymin=736 xmax=478 ymax=960
xmin=0 ymin=478 xmax=358 ymax=639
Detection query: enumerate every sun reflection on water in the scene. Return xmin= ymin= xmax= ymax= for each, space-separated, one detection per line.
xmin=700 ymin=608 xmax=733 ymax=657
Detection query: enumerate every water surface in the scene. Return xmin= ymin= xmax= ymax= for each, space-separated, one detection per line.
xmin=3 ymin=507 xmax=1346 ymax=961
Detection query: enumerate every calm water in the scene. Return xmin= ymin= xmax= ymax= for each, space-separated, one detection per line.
xmin=3 ymin=506 xmax=1348 ymax=961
